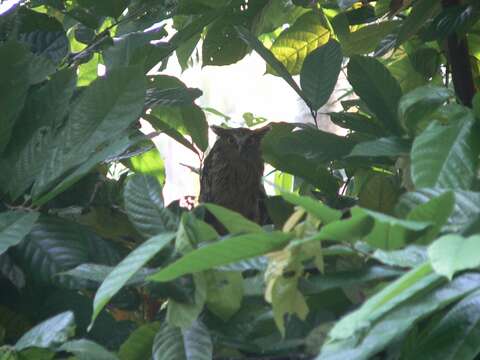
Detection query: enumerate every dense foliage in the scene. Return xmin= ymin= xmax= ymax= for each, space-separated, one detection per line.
xmin=1 ymin=0 xmax=480 ymax=359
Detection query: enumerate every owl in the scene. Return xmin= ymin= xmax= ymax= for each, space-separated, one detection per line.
xmin=199 ymin=125 xmax=270 ymax=233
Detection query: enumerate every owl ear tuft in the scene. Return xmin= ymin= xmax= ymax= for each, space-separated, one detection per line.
xmin=254 ymin=124 xmax=271 ymax=137
xmin=211 ymin=125 xmax=229 ymax=137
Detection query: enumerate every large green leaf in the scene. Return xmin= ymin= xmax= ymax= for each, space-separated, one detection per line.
xmin=409 ymin=289 xmax=480 ymax=360
xmin=428 ymin=234 xmax=480 ymax=280
xmin=348 ymin=137 xmax=410 ymax=158
xmin=0 ymin=41 xmax=31 ymax=154
xmin=410 ymin=113 xmax=478 ymax=190
xmin=406 ymin=190 xmax=455 ymax=244
xmin=339 ymin=20 xmax=399 ymax=56
xmin=205 ymin=271 xmax=243 ymax=320
xmin=77 ymin=0 xmax=128 ymax=18
xmin=398 ymin=85 xmax=454 ymax=135
xmin=203 ymin=204 xmax=263 ymax=234
xmin=347 ymin=55 xmax=403 ymax=135
xmin=6 ymin=68 xmax=77 ymax=199
xmin=148 ymin=232 xmax=292 ymax=282
xmin=16 ymin=9 xmax=69 ymax=64
xmin=129 ymin=147 xmax=165 ymax=185
xmin=327 ymin=262 xmax=439 ymax=342
xmin=269 ymin=11 xmax=330 ymax=75
xmin=59 ymin=339 xmax=118 ymax=360
xmin=262 ymin=123 xmax=353 ymax=187
xmin=166 ymin=273 xmax=206 ymax=328
xmin=15 ymin=311 xmax=75 ymax=351
xmin=281 ymin=192 xmax=342 ymax=224
xmin=90 ymin=232 xmax=175 ymax=328
xmin=180 ymin=105 xmax=208 ymax=152
xmin=202 ymin=16 xmax=248 ymax=66
xmin=31 ymin=66 xmax=147 ymax=199
xmin=103 ymin=26 xmax=168 ymax=70
xmin=396 ymin=0 xmax=442 ymax=45
xmin=152 ymin=321 xmax=212 ymax=360
xmin=397 ymin=188 xmax=480 ymax=233
xmin=289 ymin=207 xmax=374 ymax=247
xmin=0 ymin=211 xmax=39 ymax=256
xmin=300 ymin=39 xmax=342 ymax=110
xmin=123 ymin=174 xmax=179 ymax=238
xmin=14 ymin=217 xmax=91 ymax=289
xmin=118 ymin=322 xmax=161 ymax=360
xmin=62 ymin=264 xmax=151 ymax=286
xmin=319 ymin=273 xmax=480 ymax=360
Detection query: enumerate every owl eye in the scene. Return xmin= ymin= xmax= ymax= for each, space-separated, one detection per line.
xmin=226 ymin=136 xmax=235 ymax=144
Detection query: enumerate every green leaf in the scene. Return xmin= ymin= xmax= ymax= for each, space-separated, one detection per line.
xmin=124 ymin=174 xmax=179 ymax=238
xmin=14 ymin=217 xmax=94 ymax=289
xmin=202 ymin=16 xmax=248 ymax=66
xmin=205 ymin=271 xmax=243 ymax=321
xmin=144 ymin=114 xmax=198 ymax=154
xmin=347 ymin=55 xmax=403 ymax=135
xmin=262 ymin=123 xmax=352 ymax=192
xmin=103 ymin=26 xmax=168 ymax=70
xmin=17 ymin=9 xmax=69 ymax=65
xmin=329 ymin=112 xmax=385 ymax=136
xmin=15 ymin=311 xmax=75 ymax=351
xmin=409 ymin=289 xmax=480 ymax=360
xmin=349 ymin=137 xmax=410 ymax=157
xmin=148 ymin=232 xmax=292 ymax=282
xmin=6 ymin=68 xmax=77 ymax=199
xmin=320 ymin=273 xmax=480 ymax=360
xmin=428 ymin=234 xmax=480 ymax=280
xmin=90 ymin=232 xmax=175 ymax=329
xmin=339 ymin=20 xmax=399 ymax=56
xmin=152 ymin=321 xmax=212 ymax=360
xmin=235 ymin=26 xmax=309 ymax=106
xmin=32 ymin=66 xmax=147 ymax=199
xmin=118 ymin=322 xmax=161 ymax=360
xmin=77 ymin=0 xmax=127 ymax=18
xmin=328 ymin=262 xmax=439 ymax=342
xmin=289 ymin=207 xmax=374 ymax=247
xmin=269 ymin=11 xmax=330 ymax=75
xmin=166 ymin=273 xmax=206 ymax=328
xmin=364 ymin=208 xmax=431 ymax=250
xmin=406 ymin=190 xmax=455 ymax=244
xmin=181 ymin=105 xmax=209 ymax=152
xmin=203 ymin=204 xmax=263 ymax=234
xmin=300 ymin=39 xmax=342 ymax=110
xmin=129 ymin=147 xmax=165 ymax=185
xmin=33 ymin=131 xmax=141 ymax=206
xmin=396 ymin=0 xmax=441 ymax=45
xmin=280 ymin=192 xmax=342 ymax=224
xmin=411 ymin=113 xmax=478 ymax=190
xmin=372 ymin=245 xmax=428 ymax=268
xmin=299 ymin=265 xmax=403 ymax=295
xmin=397 ymin=188 xmax=480 ymax=234
xmin=0 ymin=41 xmax=31 ymax=154
xmin=0 ymin=211 xmax=39 ymax=256
xmin=358 ymin=174 xmax=400 ymax=215
xmin=58 ymin=339 xmax=118 ymax=360
xmin=62 ymin=264 xmax=151 ymax=286
xmin=398 ymin=85 xmax=454 ymax=135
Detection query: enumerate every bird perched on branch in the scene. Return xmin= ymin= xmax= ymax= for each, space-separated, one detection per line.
xmin=199 ymin=125 xmax=270 ymax=233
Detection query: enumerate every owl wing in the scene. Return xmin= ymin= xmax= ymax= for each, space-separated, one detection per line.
xmin=199 ymin=151 xmax=214 ymax=203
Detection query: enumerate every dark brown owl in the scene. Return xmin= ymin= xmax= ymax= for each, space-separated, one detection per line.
xmin=199 ymin=125 xmax=270 ymax=232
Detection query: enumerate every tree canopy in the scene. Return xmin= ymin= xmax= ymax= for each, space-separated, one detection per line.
xmin=1 ymin=0 xmax=480 ymax=359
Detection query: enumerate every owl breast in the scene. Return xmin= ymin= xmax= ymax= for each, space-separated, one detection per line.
xmin=200 ymin=150 xmax=264 ymax=223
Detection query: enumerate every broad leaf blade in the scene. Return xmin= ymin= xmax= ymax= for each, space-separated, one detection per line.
xmin=149 ymin=232 xmax=292 ymax=282
xmin=15 ymin=311 xmax=75 ymax=351
xmin=90 ymin=232 xmax=175 ymax=328
xmin=300 ymin=39 xmax=343 ymax=110
xmin=0 ymin=211 xmax=39 ymax=256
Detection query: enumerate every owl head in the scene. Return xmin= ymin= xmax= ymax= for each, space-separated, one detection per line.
xmin=211 ymin=125 xmax=270 ymax=160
